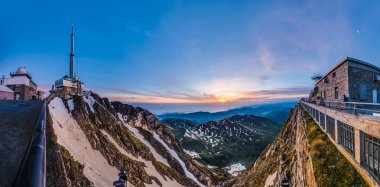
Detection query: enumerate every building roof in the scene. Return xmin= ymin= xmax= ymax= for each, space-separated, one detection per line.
xmin=0 ymin=85 xmax=14 ymax=93
xmin=315 ymin=57 xmax=380 ymax=85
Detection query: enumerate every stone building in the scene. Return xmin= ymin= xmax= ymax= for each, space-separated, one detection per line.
xmin=0 ymin=67 xmax=39 ymax=100
xmin=310 ymin=57 xmax=380 ymax=103
xmin=0 ymin=85 xmax=14 ymax=100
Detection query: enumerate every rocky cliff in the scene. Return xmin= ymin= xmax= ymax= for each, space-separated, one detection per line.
xmin=231 ymin=104 xmax=367 ymax=187
xmin=46 ymin=93 xmax=227 ymax=187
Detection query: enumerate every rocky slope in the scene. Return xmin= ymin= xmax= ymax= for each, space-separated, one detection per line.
xmin=46 ymin=93 xmax=227 ymax=187
xmin=231 ymin=106 xmax=314 ymax=186
xmin=231 ymin=104 xmax=367 ymax=187
xmin=162 ymin=115 xmax=282 ymax=173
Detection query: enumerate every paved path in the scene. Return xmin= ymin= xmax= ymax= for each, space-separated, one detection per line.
xmin=0 ymin=101 xmax=42 ymax=187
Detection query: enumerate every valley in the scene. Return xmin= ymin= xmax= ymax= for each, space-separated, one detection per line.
xmin=161 ymin=105 xmax=293 ymax=175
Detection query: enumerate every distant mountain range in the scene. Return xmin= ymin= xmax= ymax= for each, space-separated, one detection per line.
xmin=158 ymin=102 xmax=297 ymax=123
xmin=162 ymin=114 xmax=284 ymax=173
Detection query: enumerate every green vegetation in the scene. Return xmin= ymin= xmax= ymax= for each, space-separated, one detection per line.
xmin=302 ymin=107 xmax=368 ymax=187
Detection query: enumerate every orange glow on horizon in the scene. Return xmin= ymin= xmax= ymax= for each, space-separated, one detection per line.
xmin=105 ymin=92 xmax=308 ymax=104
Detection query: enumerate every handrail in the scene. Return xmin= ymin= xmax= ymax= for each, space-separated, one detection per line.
xmin=13 ymin=101 xmax=47 ymax=187
xmin=321 ymin=100 xmax=380 ymax=107
xmin=302 ymin=99 xmax=380 ymax=115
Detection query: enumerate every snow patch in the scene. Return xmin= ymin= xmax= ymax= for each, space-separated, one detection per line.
xmin=68 ymin=99 xmax=74 ymax=112
xmin=49 ymin=97 xmax=118 ymax=187
xmin=117 ymin=113 xmax=170 ymax=167
xmin=226 ymin=163 xmax=246 ymax=176
xmin=207 ymin=165 xmax=218 ymax=169
xmin=264 ymin=171 xmax=277 ymax=187
xmin=184 ymin=149 xmax=200 ymax=158
xmin=184 ymin=131 xmax=198 ymax=139
xmin=153 ymin=133 xmax=205 ymax=187
xmin=83 ymin=95 xmax=96 ymax=113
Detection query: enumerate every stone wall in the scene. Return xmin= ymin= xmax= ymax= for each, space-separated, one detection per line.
xmin=7 ymin=84 xmax=37 ymax=100
xmin=0 ymin=91 xmax=13 ymax=100
xmin=348 ymin=65 xmax=380 ymax=103
xmin=312 ymin=61 xmax=349 ymax=102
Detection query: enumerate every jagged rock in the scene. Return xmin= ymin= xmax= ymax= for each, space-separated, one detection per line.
xmin=231 ymin=106 xmax=315 ymax=187
xmin=47 ymin=93 xmax=226 ymax=187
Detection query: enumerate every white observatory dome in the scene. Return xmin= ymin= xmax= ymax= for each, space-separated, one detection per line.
xmin=16 ymin=67 xmax=28 ymax=74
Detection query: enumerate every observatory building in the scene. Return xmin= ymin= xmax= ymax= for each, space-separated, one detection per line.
xmin=0 ymin=67 xmax=43 ymax=100
xmin=53 ymin=25 xmax=84 ymax=97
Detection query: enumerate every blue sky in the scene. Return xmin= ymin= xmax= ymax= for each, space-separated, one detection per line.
xmin=1 ymin=0 xmax=380 ymax=111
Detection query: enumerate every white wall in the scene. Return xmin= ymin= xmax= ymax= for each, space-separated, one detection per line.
xmin=4 ymin=76 xmax=30 ymax=86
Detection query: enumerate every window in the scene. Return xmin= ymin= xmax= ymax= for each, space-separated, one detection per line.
xmin=326 ymin=115 xmax=335 ymax=139
xmin=335 ymin=87 xmax=339 ymax=99
xmin=360 ymin=85 xmax=367 ymax=100
xmin=361 ymin=132 xmax=380 ymax=183
xmin=323 ymin=77 xmax=329 ymax=83
xmin=332 ymin=72 xmax=336 ymax=78
xmin=324 ymin=91 xmax=326 ymax=99
xmin=320 ymin=113 xmax=326 ymax=129
xmin=316 ymin=110 xmax=320 ymax=123
xmin=338 ymin=121 xmax=355 ymax=156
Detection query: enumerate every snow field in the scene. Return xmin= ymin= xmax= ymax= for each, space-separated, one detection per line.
xmin=100 ymin=130 xmax=183 ymax=187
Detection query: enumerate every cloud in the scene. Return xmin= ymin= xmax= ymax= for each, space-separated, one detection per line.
xmin=258 ymin=45 xmax=276 ymax=73
xmin=90 ymin=84 xmax=310 ymax=104
xmin=249 ymin=1 xmax=355 ymax=75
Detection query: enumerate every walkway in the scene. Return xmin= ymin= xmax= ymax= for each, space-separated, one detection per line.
xmin=0 ymin=100 xmax=42 ymax=187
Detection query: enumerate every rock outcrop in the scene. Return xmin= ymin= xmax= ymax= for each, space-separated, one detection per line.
xmin=231 ymin=105 xmax=316 ymax=186
xmin=231 ymin=104 xmax=368 ymax=187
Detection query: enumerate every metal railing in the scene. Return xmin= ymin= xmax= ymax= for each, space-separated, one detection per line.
xmin=13 ymin=101 xmax=47 ymax=187
xmin=10 ymin=71 xmax=32 ymax=79
xmin=302 ymin=99 xmax=380 ymax=115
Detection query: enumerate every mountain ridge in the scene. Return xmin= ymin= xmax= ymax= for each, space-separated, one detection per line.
xmin=46 ymin=92 xmax=228 ymax=187
xmin=162 ymin=114 xmax=283 ymax=173
xmin=158 ymin=102 xmax=296 ymax=124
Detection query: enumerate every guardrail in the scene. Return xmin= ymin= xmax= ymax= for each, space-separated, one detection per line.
xmin=301 ymin=100 xmax=380 ymax=186
xmin=303 ymin=99 xmax=380 ymax=115
xmin=13 ymin=101 xmax=46 ymax=187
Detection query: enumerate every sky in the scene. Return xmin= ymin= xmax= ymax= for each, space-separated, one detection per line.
xmin=1 ymin=0 xmax=380 ymax=113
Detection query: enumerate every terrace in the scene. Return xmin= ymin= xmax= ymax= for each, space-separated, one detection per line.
xmin=301 ymin=100 xmax=380 ymax=186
